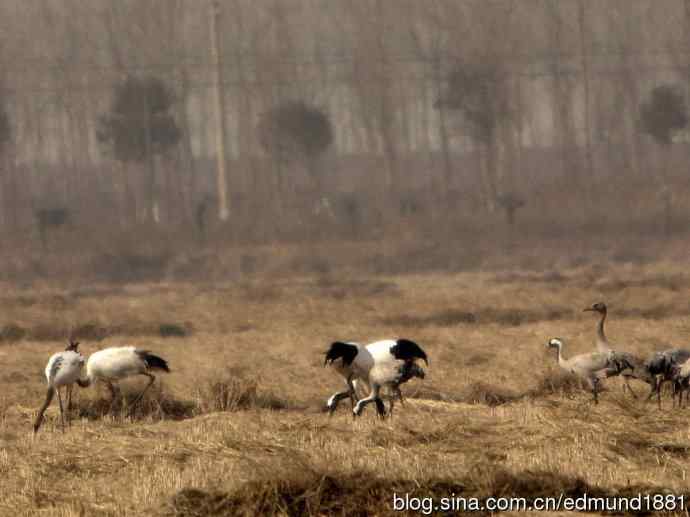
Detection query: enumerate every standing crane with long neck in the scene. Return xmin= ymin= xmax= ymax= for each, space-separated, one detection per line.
xmin=582 ymin=302 xmax=652 ymax=398
xmin=34 ymin=340 xmax=85 ymax=433
xmin=77 ymin=346 xmax=170 ymax=414
xmin=546 ymin=337 xmax=622 ymax=404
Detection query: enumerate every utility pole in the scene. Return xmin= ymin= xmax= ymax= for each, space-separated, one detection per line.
xmin=210 ymin=0 xmax=230 ymax=221
xmin=685 ymin=0 xmax=690 ymax=137
xmin=143 ymin=95 xmax=159 ymax=223
xmin=578 ymin=0 xmax=594 ymax=179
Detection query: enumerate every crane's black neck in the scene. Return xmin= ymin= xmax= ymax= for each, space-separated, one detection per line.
xmin=597 ymin=310 xmax=608 ymax=344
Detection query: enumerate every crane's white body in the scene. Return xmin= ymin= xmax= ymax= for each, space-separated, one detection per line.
xmin=332 ymin=340 xmax=402 ymax=386
xmin=80 ymin=346 xmax=170 ymax=415
xmin=86 ymin=346 xmax=149 ymax=382
xmin=325 ymin=339 xmax=427 ymax=417
xmin=34 ymin=349 xmax=85 ymax=433
xmin=45 ymin=350 xmax=85 ymax=388
xmin=327 ymin=340 xmax=399 ymax=403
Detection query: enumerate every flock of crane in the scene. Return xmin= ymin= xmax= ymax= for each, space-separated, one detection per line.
xmin=548 ymin=302 xmax=690 ymax=406
xmin=33 ymin=344 xmax=169 ymax=433
xmin=31 ymin=301 xmax=689 ymax=433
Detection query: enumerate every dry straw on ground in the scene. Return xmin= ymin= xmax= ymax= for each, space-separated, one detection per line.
xmin=2 ymin=255 xmax=690 ymax=515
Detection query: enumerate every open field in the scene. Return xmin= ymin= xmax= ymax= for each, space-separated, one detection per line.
xmin=2 ymin=256 xmax=690 ymax=516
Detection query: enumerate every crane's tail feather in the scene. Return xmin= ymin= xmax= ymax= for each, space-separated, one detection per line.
xmin=324 ymin=341 xmax=359 ymax=366
xmin=391 ymin=339 xmax=428 ymax=365
xmin=138 ymin=351 xmax=170 ymax=372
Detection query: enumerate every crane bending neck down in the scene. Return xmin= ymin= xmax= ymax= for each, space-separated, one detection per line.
xmin=33 ymin=345 xmax=85 ymax=433
xmin=74 ymin=346 xmax=170 ymax=414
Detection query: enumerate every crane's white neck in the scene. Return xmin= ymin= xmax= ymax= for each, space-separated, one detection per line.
xmin=551 ymin=342 xmax=566 ymax=367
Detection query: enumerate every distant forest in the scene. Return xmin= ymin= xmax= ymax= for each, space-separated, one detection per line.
xmin=0 ymin=0 xmax=689 ymax=246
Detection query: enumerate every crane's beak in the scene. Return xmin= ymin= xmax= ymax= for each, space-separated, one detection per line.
xmin=583 ymin=308 xmax=594 ymax=312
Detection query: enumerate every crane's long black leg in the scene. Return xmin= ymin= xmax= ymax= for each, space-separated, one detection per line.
xmin=130 ymin=373 xmax=156 ymax=415
xmin=347 ymin=377 xmax=358 ymax=410
xmin=56 ymin=388 xmax=65 ymax=432
xmin=66 ymin=386 xmax=73 ymax=427
xmin=388 ymin=386 xmax=404 ymax=418
xmin=33 ymin=387 xmax=55 ymax=434
xmin=327 ymin=391 xmax=352 ymax=415
xmin=592 ymin=376 xmax=603 ymax=405
xmin=396 ymin=387 xmax=405 ymax=407
xmin=66 ymin=385 xmax=73 ymax=411
xmin=66 ymin=385 xmax=75 ymax=427
xmin=353 ymin=385 xmax=381 ymax=418
xmin=623 ymin=378 xmax=638 ymax=399
xmin=105 ymin=381 xmax=119 ymax=414
xmin=374 ymin=397 xmax=386 ymax=419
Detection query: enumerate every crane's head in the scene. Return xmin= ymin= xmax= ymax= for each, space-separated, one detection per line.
xmin=583 ymin=302 xmax=607 ymax=314
xmin=65 ymin=339 xmax=80 ymax=352
xmin=645 ymin=351 xmax=668 ymax=376
xmin=546 ymin=337 xmax=563 ymax=349
xmin=408 ymin=362 xmax=426 ymax=380
xmin=669 ymin=363 xmax=683 ymax=379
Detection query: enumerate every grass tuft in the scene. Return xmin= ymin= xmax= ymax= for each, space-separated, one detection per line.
xmin=195 ymin=375 xmax=292 ymax=413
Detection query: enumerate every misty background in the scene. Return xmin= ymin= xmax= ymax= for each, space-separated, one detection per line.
xmin=0 ymin=0 xmax=688 ymax=282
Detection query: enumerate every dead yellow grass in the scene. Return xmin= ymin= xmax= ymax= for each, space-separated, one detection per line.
xmin=2 ymin=261 xmax=690 ymax=515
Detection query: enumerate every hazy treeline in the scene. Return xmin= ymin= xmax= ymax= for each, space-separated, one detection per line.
xmin=0 ymin=0 xmax=689 ymax=248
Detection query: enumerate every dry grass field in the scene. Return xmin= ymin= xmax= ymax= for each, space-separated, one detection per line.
xmin=2 ymin=245 xmax=690 ymax=516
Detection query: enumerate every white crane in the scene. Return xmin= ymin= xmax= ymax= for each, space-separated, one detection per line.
xmin=33 ymin=340 xmax=85 ymax=433
xmin=324 ymin=338 xmax=428 ymax=418
xmin=78 ymin=346 xmax=170 ymax=413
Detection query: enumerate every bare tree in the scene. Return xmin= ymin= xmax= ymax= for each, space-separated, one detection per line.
xmin=640 ymin=84 xmax=688 ymax=234
xmin=347 ymin=0 xmax=400 ymax=204
xmin=543 ymin=1 xmax=581 ymax=187
xmin=97 ymin=75 xmax=181 ymax=224
xmin=257 ymin=100 xmax=334 ymax=195
xmin=0 ymin=82 xmax=11 ymax=230
xmin=440 ymin=61 xmax=514 ymax=214
xmin=408 ymin=0 xmax=454 ymax=210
